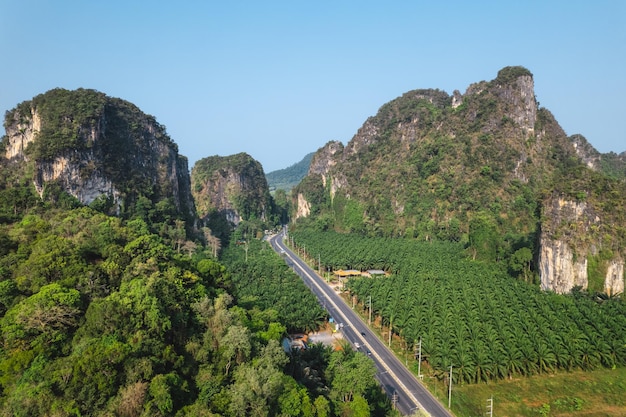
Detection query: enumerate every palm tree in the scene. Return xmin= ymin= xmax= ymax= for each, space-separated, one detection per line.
xmin=534 ymin=341 xmax=556 ymax=374
xmin=503 ymin=343 xmax=524 ymax=379
xmin=451 ymin=347 xmax=475 ymax=385
xmin=470 ymin=341 xmax=492 ymax=383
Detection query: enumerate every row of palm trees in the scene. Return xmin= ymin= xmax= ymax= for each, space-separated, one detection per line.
xmin=348 ymin=261 xmax=626 ymax=384
xmin=289 ymin=230 xmax=626 ymax=384
xmin=290 ymin=229 xmax=460 ymax=274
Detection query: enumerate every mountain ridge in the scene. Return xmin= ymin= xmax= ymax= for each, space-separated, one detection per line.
xmin=292 ymin=66 xmax=626 ymax=295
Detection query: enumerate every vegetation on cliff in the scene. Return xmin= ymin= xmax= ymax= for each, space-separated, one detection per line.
xmin=2 ymin=88 xmax=196 ymax=231
xmin=292 ymin=66 xmax=626 ymax=285
xmin=191 ymin=153 xmax=279 ymax=240
xmin=0 ymin=119 xmax=390 ymax=417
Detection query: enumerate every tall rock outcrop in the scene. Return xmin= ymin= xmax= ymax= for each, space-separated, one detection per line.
xmin=191 ymin=153 xmax=272 ymax=226
xmin=1 ymin=88 xmax=196 ymax=222
xmin=292 ymin=66 xmax=625 ymax=294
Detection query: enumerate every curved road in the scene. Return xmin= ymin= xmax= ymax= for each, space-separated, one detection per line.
xmin=269 ymin=230 xmax=453 ymax=417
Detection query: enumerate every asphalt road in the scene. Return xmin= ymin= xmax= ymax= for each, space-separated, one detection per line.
xmin=269 ymin=231 xmax=454 ymax=417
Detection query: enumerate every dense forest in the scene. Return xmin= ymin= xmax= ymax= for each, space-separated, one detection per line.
xmin=0 ymin=192 xmax=399 ymax=416
xmin=0 ymin=90 xmax=397 ymax=416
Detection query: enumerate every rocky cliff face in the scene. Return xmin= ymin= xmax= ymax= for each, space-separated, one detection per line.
xmin=538 ymin=236 xmax=588 ymax=293
xmin=539 ymin=196 xmax=625 ymax=295
xmin=293 ymin=66 xmax=560 ymax=228
xmin=2 ymin=88 xmax=196 ymax=222
xmin=191 ymin=153 xmax=272 ymax=225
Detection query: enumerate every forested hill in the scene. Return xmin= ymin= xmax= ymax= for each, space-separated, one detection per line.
xmin=292 ymin=66 xmax=626 ymax=295
xmin=266 ymin=152 xmax=314 ymax=193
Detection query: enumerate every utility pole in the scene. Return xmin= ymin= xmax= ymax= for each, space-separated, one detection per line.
xmin=368 ymin=295 xmax=372 ymax=325
xmin=486 ymin=396 xmax=493 ymax=417
xmin=318 ymin=253 xmax=321 ymax=276
xmin=448 ymin=365 xmax=453 ymax=409
xmin=405 ymin=340 xmax=408 ymax=366
xmin=417 ymin=337 xmax=422 ymax=379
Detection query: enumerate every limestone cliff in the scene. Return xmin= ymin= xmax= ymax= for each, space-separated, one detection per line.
xmin=293 ymin=66 xmax=565 ymax=235
xmin=191 ymin=153 xmax=272 ymax=226
xmin=539 ymin=194 xmax=625 ymax=295
xmin=1 ymin=88 xmax=196 ymax=222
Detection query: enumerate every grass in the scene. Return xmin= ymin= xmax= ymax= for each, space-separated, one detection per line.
xmin=452 ymin=367 xmax=626 ymax=417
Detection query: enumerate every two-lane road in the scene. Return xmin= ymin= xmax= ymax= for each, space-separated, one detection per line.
xmin=269 ymin=231 xmax=453 ymax=417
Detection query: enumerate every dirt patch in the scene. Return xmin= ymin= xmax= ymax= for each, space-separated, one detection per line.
xmin=308 ymin=329 xmax=343 ymax=348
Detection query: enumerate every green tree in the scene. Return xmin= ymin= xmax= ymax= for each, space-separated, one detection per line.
xmin=510 ymin=247 xmax=533 ymax=282
xmin=467 ymin=212 xmax=500 ymax=262
xmin=146 ymin=373 xmax=182 ymax=415
xmin=313 ymin=395 xmax=331 ymax=417
xmin=1 ymin=283 xmax=81 ymax=358
xmin=228 ymin=341 xmax=289 ymax=417
xmin=327 ymin=350 xmax=377 ymax=404
xmin=220 ymin=325 xmax=252 ymax=375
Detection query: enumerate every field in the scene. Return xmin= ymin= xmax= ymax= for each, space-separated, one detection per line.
xmin=454 ymin=367 xmax=626 ymax=416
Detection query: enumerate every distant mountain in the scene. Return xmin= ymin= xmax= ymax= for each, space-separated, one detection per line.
xmin=265 ymin=152 xmax=314 ymax=193
xmin=292 ymin=66 xmax=626 ymax=295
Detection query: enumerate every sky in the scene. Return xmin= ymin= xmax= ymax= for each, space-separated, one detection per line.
xmin=1 ymin=1 xmax=624 ymax=173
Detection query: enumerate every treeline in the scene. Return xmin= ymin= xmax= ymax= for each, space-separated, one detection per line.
xmin=290 ymin=230 xmax=626 ymax=384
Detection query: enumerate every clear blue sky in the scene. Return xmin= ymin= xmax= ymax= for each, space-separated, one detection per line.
xmin=1 ymin=1 xmax=624 ymax=172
